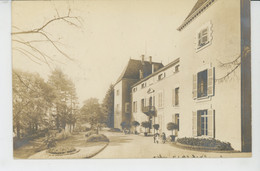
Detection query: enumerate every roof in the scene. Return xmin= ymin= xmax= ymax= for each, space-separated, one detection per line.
xmin=177 ymin=0 xmax=215 ymax=31
xmin=115 ymin=59 xmax=163 ymax=85
xmin=131 ymin=58 xmax=180 ymax=88
xmin=185 ymin=0 xmax=208 ymax=20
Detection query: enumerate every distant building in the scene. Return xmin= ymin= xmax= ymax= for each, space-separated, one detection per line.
xmin=113 ymin=0 xmax=251 ymax=152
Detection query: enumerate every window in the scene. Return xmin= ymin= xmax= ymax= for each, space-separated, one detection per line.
xmin=192 ymin=67 xmax=214 ymax=99
xmin=116 ymin=90 xmax=120 ymax=96
xmin=172 ymin=87 xmax=180 ymax=106
xmin=198 ymin=28 xmax=209 ymax=48
xmin=133 ymin=101 xmax=137 ymax=113
xmin=158 ymin=73 xmax=165 ymax=81
xmin=196 ymin=21 xmax=212 ymax=51
xmin=158 ymin=91 xmax=163 ymax=108
xmin=125 ymin=103 xmax=130 ymax=113
xmin=116 ymin=104 xmax=120 ymax=114
xmin=141 ymin=99 xmax=145 ymax=110
xmin=141 ymin=82 xmax=146 ymax=89
xmin=192 ymin=109 xmax=215 ymax=138
xmin=175 ymin=65 xmax=180 ymax=73
xmin=175 ymin=114 xmax=179 ymax=131
xmin=197 ymin=70 xmax=207 ymax=98
xmin=132 ymin=87 xmax=137 ymax=93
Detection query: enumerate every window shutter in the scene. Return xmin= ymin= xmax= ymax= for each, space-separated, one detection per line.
xmin=172 ymin=89 xmax=175 ymax=106
xmin=192 ymin=111 xmax=197 ymax=137
xmin=207 ymin=67 xmax=214 ymax=96
xmin=192 ymin=74 xmax=197 ymax=99
xmin=207 ymin=109 xmax=215 ymax=138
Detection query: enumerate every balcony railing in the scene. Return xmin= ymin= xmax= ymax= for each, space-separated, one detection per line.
xmin=142 ymin=106 xmax=156 ymax=116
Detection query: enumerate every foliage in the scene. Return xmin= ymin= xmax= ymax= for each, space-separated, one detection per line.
xmin=141 ymin=121 xmax=151 ymax=133
xmin=153 ymin=124 xmax=160 ymax=131
xmin=13 ymin=70 xmax=55 ymax=139
xmin=177 ymin=137 xmax=234 ymax=151
xmin=48 ymin=146 xmax=76 ymax=155
xmin=102 ymin=84 xmax=114 ymax=128
xmin=131 ymin=121 xmax=140 ymax=127
xmin=44 ymin=135 xmax=57 ymax=149
xmin=120 ymin=122 xmax=130 ymax=130
xmin=80 ymin=98 xmax=105 ymax=132
xmin=85 ymin=130 xmax=97 ymax=138
xmin=86 ymin=134 xmax=109 ymax=142
xmin=55 ymin=130 xmax=71 ymax=141
xmin=108 ymin=128 xmax=121 ymax=132
xmin=166 ymin=122 xmax=178 ymax=135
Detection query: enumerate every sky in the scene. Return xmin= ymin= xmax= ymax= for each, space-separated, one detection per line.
xmin=12 ymin=0 xmax=197 ymax=105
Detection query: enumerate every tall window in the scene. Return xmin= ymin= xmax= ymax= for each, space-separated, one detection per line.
xmin=172 ymin=87 xmax=179 ymax=106
xmin=158 ymin=91 xmax=163 ymax=108
xmin=141 ymin=99 xmax=145 ymax=110
xmin=193 ymin=68 xmax=214 ymax=99
xmin=125 ymin=103 xmax=130 ymax=113
xmin=116 ymin=104 xmax=120 ymax=114
xmin=175 ymin=114 xmax=179 ymax=131
xmin=116 ymin=90 xmax=120 ymax=96
xmin=192 ymin=109 xmax=215 ymax=138
xmin=197 ymin=70 xmax=208 ymax=98
xmin=197 ymin=110 xmax=208 ymax=136
xmin=133 ymin=101 xmax=137 ymax=113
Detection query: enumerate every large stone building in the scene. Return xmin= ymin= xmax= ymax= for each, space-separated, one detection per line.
xmin=113 ymin=0 xmax=251 ymax=152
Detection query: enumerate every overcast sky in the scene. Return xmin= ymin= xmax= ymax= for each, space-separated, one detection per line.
xmin=12 ymin=0 xmax=196 ymax=105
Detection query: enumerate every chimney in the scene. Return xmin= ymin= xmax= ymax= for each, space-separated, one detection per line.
xmin=141 ymin=54 xmax=145 ymax=65
xmin=139 ymin=70 xmax=143 ymax=79
xmin=149 ymin=56 xmax=152 ymax=64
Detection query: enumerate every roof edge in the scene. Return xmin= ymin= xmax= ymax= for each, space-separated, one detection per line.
xmin=131 ymin=58 xmax=180 ymax=88
xmin=177 ymin=0 xmax=216 ymax=31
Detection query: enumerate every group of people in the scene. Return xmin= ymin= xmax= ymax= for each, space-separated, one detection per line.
xmin=154 ymin=132 xmax=166 ymax=144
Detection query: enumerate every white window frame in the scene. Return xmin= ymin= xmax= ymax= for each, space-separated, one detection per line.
xmin=158 ymin=72 xmax=165 ymax=81
xmin=195 ymin=21 xmax=213 ymax=52
xmin=132 ymin=87 xmax=137 ymax=93
xmin=141 ymin=82 xmax=146 ymax=89
xmin=157 ymin=90 xmax=164 ymax=108
xmin=133 ymin=101 xmax=137 ymax=113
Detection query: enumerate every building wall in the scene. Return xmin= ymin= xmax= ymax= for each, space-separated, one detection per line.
xmin=177 ymin=0 xmax=241 ymax=150
xmin=131 ymin=0 xmax=242 ymax=151
xmin=132 ymin=61 xmax=180 ymax=135
xmin=114 ymin=81 xmax=122 ymax=129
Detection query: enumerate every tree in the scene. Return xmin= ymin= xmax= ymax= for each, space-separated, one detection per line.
xmin=48 ymin=68 xmax=79 ymax=131
xmin=216 ymin=46 xmax=250 ymax=82
xmin=153 ymin=124 xmax=160 ymax=133
xmin=167 ymin=122 xmax=178 ymax=136
xmin=80 ymin=98 xmax=104 ymax=133
xmin=131 ymin=121 xmax=140 ymax=133
xmin=102 ymin=84 xmax=114 ymax=128
xmin=141 ymin=121 xmax=151 ymax=135
xmin=12 ymin=7 xmax=82 ymax=67
xmin=13 ymin=70 xmax=55 ymax=139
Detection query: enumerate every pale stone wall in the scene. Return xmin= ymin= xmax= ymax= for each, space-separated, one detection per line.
xmin=114 ymin=81 xmax=122 ymax=129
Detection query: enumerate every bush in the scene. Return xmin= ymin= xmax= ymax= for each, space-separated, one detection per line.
xmin=86 ymin=134 xmax=109 ymax=142
xmin=177 ymin=137 xmax=234 ymax=151
xmin=44 ymin=135 xmax=57 ymax=149
xmin=55 ymin=130 xmax=71 ymax=140
xmin=85 ymin=130 xmax=97 ymax=137
xmin=109 ymin=128 xmax=121 ymax=132
xmin=48 ymin=146 xmax=76 ymax=154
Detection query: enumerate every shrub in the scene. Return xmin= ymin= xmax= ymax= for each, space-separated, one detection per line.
xmin=55 ymin=130 xmax=71 ymax=140
xmin=44 ymin=135 xmax=57 ymax=149
xmin=109 ymin=128 xmax=121 ymax=132
xmin=177 ymin=137 xmax=234 ymax=151
xmin=141 ymin=121 xmax=151 ymax=133
xmin=167 ymin=122 xmax=178 ymax=135
xmin=85 ymin=130 xmax=97 ymax=137
xmin=48 ymin=146 xmax=76 ymax=154
xmin=86 ymin=134 xmax=109 ymax=142
xmin=153 ymin=124 xmax=160 ymax=133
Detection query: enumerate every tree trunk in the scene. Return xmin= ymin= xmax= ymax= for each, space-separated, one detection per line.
xmin=16 ymin=121 xmax=20 ymax=139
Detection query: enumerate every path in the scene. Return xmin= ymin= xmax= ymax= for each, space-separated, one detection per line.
xmin=93 ymin=131 xmax=251 ymax=158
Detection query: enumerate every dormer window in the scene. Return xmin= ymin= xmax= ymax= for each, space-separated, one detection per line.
xmin=132 ymin=87 xmax=137 ymax=93
xmin=175 ymin=65 xmax=180 ymax=73
xmin=158 ymin=73 xmax=165 ymax=81
xmin=141 ymin=82 xmax=146 ymax=89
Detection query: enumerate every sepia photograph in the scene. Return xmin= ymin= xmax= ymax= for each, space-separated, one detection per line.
xmin=11 ymin=0 xmax=251 ymax=159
